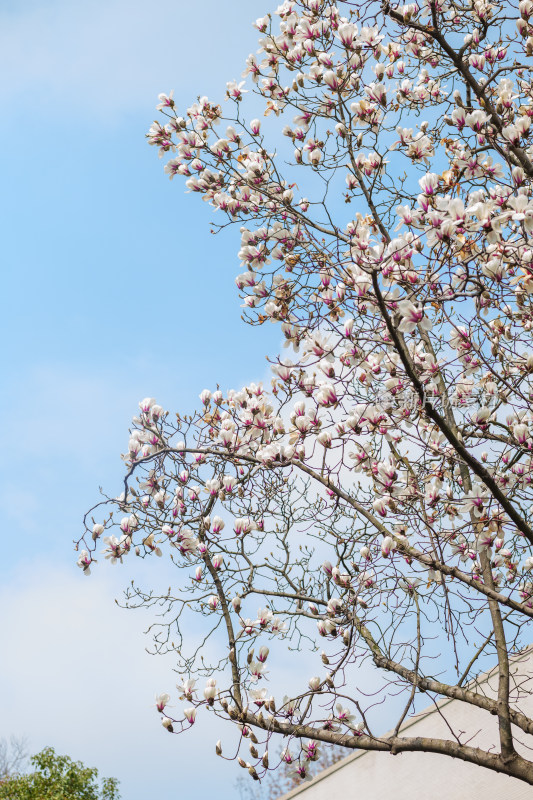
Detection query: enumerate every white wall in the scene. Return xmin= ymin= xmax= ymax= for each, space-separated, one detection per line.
xmin=280 ymin=647 xmax=533 ymax=800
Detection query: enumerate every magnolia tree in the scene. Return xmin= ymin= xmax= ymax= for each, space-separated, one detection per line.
xmin=79 ymin=0 xmax=533 ymax=787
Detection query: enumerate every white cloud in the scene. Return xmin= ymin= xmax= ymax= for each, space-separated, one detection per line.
xmin=0 ymin=562 xmax=242 ymax=799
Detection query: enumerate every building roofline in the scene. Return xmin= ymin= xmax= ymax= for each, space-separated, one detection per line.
xmin=277 ymin=644 xmax=533 ymax=799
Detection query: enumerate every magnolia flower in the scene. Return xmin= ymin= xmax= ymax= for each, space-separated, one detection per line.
xmin=153 ymin=490 xmax=168 ymax=509
xmin=418 ymin=173 xmax=439 ymax=196
xmin=177 ymin=678 xmax=196 ymax=699
xmin=151 ymin=404 xmax=164 ymax=421
xmin=449 ymin=535 xmax=472 ymax=562
xmin=308 ymin=147 xmax=322 ymax=166
xmin=381 ymin=536 xmax=394 ymax=557
xmin=471 ymin=407 xmax=491 ymax=427
xmin=156 ymin=91 xmax=174 ymax=111
xmin=270 ymin=617 xmax=288 ymax=635
xmin=397 ymin=300 xmax=432 ymax=333
xmin=281 ymin=746 xmax=293 ymax=764
xmin=128 ymin=437 xmax=141 ymax=458
xmin=462 ymin=487 xmax=489 ymax=518
xmin=465 ymin=109 xmax=490 ymax=131
xmin=184 ymin=707 xmax=197 ymax=724
xmin=303 ymin=741 xmax=320 ymax=761
xmin=188 ymin=486 xmax=200 ymax=502
xmin=204 ymin=479 xmax=220 ymax=496
xmin=327 ymin=597 xmax=342 ymax=615
xmin=514 ymin=423 xmax=531 ymax=445
xmin=204 ymin=678 xmax=217 ymax=703
xmin=208 ymin=596 xmax=219 ymax=611
xmin=120 ymin=514 xmax=138 ymax=533
xmin=211 ymin=516 xmax=225 ymax=534
xmin=77 ymin=550 xmax=92 ymax=575
xmin=249 ymin=661 xmax=268 ymax=681
xmin=161 ymin=716 xmax=174 ymax=732
xmin=250 ymin=687 xmax=267 ymax=706
xmin=317 ymin=430 xmax=332 ymax=448
xmin=92 ymin=523 xmax=104 ymax=540
xmin=234 ymin=517 xmax=255 ymax=536
xmin=256 ymin=607 xmax=273 ymax=627
xmin=335 ymin=704 xmax=355 ymax=725
xmin=317 ymin=619 xmax=336 ymax=636
xmin=316 ymin=383 xmax=338 ymax=407
xmin=139 ymin=397 xmax=156 ymax=413
xmin=102 ymin=535 xmax=123 ymax=565
xmin=323 ymin=70 xmax=339 ymax=90
xmin=143 ymin=533 xmax=162 ymax=557
xmin=226 ymin=80 xmax=247 ymax=100
xmin=398 ymin=577 xmax=422 ymax=593
xmin=222 ymin=475 xmax=237 ymax=493
xmin=257 ymin=646 xmax=269 ymax=662
xmin=308 ymin=676 xmax=321 ymax=691
xmin=240 ymin=618 xmax=257 ymax=634
xmin=332 ymin=568 xmax=351 ymax=587
xmin=373 ymin=497 xmax=389 ymax=517
xmin=476 ymin=532 xmax=495 ymax=553
xmin=155 ymin=693 xmax=170 ymax=712
xmin=346 ymin=171 xmax=358 ymax=189
xmin=212 ymin=554 xmax=224 ymax=570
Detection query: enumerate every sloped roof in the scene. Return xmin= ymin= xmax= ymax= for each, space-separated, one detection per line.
xmin=278 ymin=645 xmax=533 ymax=800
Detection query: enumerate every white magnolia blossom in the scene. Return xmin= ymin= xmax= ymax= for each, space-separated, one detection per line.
xmin=81 ymin=0 xmax=533 ymax=789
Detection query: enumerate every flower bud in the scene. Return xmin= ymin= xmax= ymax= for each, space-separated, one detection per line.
xmin=212 ymin=516 xmax=225 ymax=534
xmin=258 ymin=646 xmax=269 ymax=663
xmin=204 ymin=678 xmax=217 ymax=704
xmin=92 ymin=523 xmax=104 ymax=541
xmin=155 ymin=692 xmax=170 ymax=713
xmin=381 ymin=536 xmax=394 ymax=557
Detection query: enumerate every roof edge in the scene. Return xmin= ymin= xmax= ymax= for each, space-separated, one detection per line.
xmin=277 ymin=643 xmax=533 ymax=799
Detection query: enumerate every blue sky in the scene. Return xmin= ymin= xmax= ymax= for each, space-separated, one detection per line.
xmin=0 ymin=2 xmax=283 ymax=798
xmin=0 ymin=2 xmax=494 ymax=795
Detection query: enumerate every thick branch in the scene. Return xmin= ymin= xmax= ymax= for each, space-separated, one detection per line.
xmin=242 ymin=710 xmax=533 ymax=784
xmin=371 ymin=271 xmax=533 ymax=545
